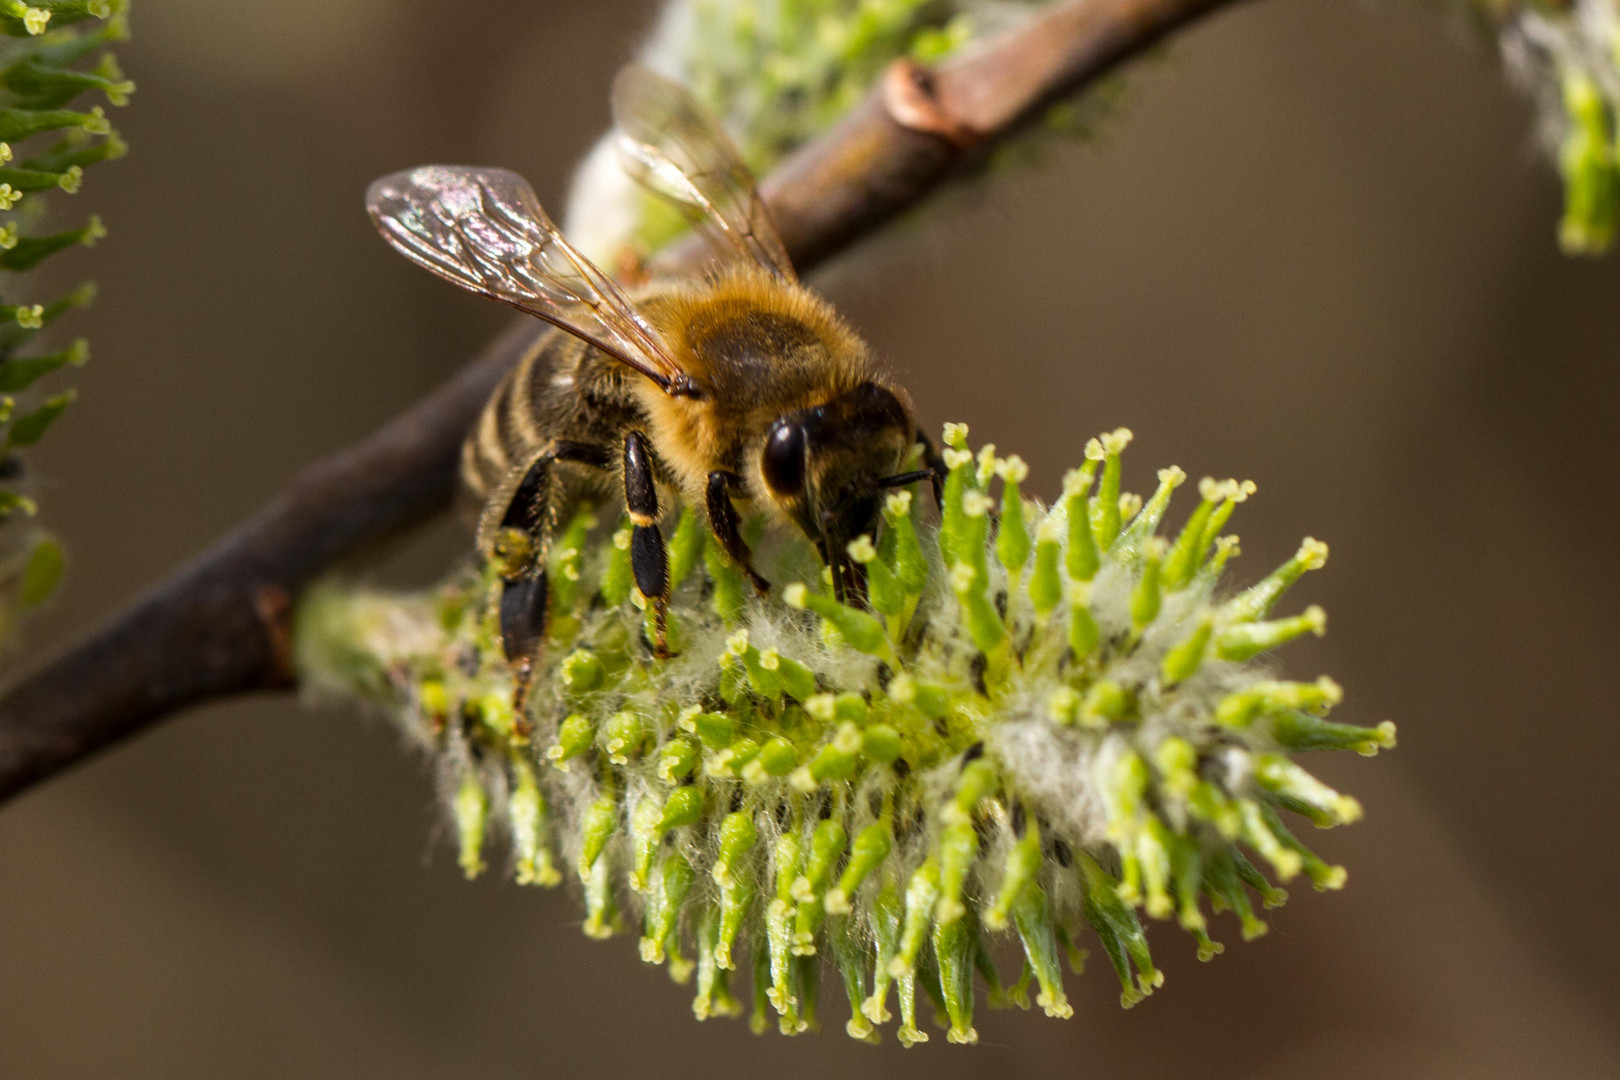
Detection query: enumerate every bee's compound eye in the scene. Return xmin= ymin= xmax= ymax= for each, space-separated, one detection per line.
xmin=762 ymin=420 xmax=806 ymax=497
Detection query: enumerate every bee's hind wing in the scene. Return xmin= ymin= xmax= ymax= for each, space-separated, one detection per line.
xmin=611 ymin=65 xmax=797 ymax=283
xmin=366 ymin=165 xmax=692 ymax=394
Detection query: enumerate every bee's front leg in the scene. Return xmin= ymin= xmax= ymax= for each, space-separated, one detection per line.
xmin=706 ymin=470 xmax=770 ymax=596
xmin=622 ymin=431 xmax=675 ymax=658
xmin=915 ymin=426 xmax=947 ymax=511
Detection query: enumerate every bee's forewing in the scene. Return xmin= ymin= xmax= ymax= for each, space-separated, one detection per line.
xmin=611 ymin=65 xmax=796 ymax=282
xmin=365 ymin=165 xmax=688 ymax=392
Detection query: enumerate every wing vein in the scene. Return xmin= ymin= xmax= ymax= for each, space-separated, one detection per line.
xmin=365 ymin=164 xmax=689 ymax=394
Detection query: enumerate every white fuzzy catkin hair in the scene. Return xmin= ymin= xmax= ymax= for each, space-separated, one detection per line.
xmin=297 ymin=427 xmax=1393 ymax=1044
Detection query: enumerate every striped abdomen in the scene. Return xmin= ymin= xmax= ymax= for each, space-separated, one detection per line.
xmin=461 ymin=326 xmax=644 ymax=554
xmin=462 ymin=330 xmax=576 ymax=503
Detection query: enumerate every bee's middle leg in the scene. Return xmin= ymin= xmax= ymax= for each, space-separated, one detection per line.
xmin=622 ymin=430 xmax=675 ymax=658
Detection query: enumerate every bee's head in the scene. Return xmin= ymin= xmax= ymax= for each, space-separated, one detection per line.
xmin=757 ymin=381 xmax=914 ymax=601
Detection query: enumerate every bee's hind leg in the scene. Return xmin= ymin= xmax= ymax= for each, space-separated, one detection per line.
xmin=623 ymin=430 xmax=676 ymax=659
xmin=490 ymin=463 xmax=553 ymax=713
xmin=499 ymin=570 xmax=549 ymax=711
xmin=492 ymin=439 xmax=613 ymax=707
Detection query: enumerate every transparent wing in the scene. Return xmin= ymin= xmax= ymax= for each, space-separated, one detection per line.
xmin=366 ymin=165 xmax=690 ymax=393
xmin=611 ymin=65 xmax=796 ymax=282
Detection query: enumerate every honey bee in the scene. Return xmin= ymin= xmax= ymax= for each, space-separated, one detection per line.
xmin=366 ymin=66 xmax=941 ymax=694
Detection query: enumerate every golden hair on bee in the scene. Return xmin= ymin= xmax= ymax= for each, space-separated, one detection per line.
xmin=632 ymin=264 xmax=909 ymax=513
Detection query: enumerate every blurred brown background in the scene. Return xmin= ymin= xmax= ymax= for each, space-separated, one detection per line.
xmin=0 ymin=1 xmax=1615 ymax=1076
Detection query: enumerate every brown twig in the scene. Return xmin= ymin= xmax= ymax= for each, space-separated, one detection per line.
xmin=0 ymin=0 xmax=1247 ymax=805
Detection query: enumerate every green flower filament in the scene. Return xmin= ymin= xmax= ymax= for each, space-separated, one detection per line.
xmin=298 ymin=425 xmax=1395 ymax=1045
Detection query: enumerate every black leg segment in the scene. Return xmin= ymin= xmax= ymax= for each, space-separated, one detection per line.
xmin=631 ymin=526 xmax=669 ymax=607
xmin=622 ymin=430 xmax=673 ymax=657
xmin=498 ymin=451 xmax=553 ymax=533
xmin=706 ymin=470 xmax=771 ymax=595
xmin=623 ymin=430 xmax=660 ymax=526
xmin=500 ymin=572 xmax=549 ymax=664
xmin=492 ymin=439 xmax=612 ymax=702
xmin=915 ymin=426 xmax=946 ymax=510
xmin=553 ymin=439 xmax=613 ymax=469
xmin=493 ymin=439 xmax=612 ymax=539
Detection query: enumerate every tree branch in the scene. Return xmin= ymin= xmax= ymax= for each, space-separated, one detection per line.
xmin=0 ymin=0 xmax=1247 ymax=805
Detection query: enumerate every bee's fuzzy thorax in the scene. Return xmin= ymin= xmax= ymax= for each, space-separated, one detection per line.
xmin=633 ymin=266 xmax=904 ymax=511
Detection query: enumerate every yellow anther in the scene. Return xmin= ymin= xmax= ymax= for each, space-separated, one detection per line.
xmin=1101 ymin=427 xmax=1134 ymax=454
xmin=846 ymin=535 xmax=877 ymax=563
xmin=997 ymin=454 xmax=1029 ymax=483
